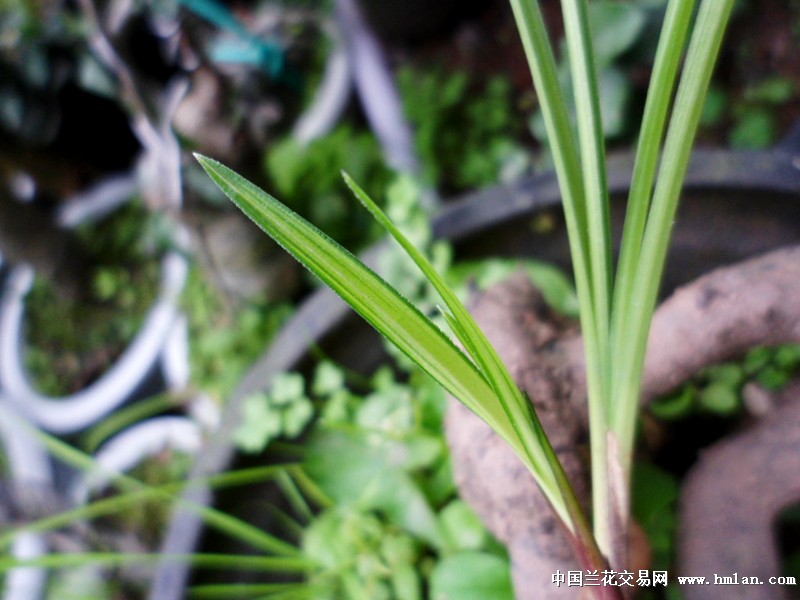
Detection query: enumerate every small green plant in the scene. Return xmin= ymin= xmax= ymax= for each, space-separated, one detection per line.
xmin=701 ymin=76 xmax=796 ymax=149
xmin=299 ymin=361 xmax=514 ymax=600
xmin=198 ymin=0 xmax=736 ymax=595
xmin=183 ymin=267 xmax=293 ymax=403
xmin=235 ymin=372 xmax=314 ymax=453
xmin=397 ymin=67 xmax=526 ymax=190
xmin=264 ymin=125 xmax=393 ymax=249
xmin=652 ymin=343 xmax=800 ymax=420
xmin=24 ymin=202 xmax=162 ymax=395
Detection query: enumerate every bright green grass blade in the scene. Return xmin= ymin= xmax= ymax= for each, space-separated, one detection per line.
xmin=611 ymin=0 xmax=696 ymax=331
xmin=276 ymin=470 xmax=313 ymax=524
xmin=560 ymin=0 xmax=612 ymax=346
xmin=609 ymin=0 xmax=736 ymax=471
xmin=0 ymin=466 xmax=292 ymax=550
xmin=0 ymin=553 xmax=313 ymax=573
xmin=0 ymin=403 xmax=301 ymax=557
xmin=559 ymin=0 xmax=616 ymax=557
xmin=190 ymin=583 xmax=317 ymax=599
xmin=602 ymin=1 xmax=698 ymax=558
xmin=195 ymin=156 xmax=513 ymax=450
xmin=287 ymin=466 xmax=333 ymax=510
xmin=343 ymin=172 xmax=580 ymax=524
xmin=82 ymin=392 xmax=178 ymax=452
xmin=343 ymin=176 xmax=611 ymax=569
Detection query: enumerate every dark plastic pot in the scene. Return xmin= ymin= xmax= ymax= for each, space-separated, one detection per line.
xmin=152 ymin=131 xmax=800 ymax=599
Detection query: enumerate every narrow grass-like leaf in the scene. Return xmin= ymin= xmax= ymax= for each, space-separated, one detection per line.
xmin=287 ymin=466 xmax=334 ymax=510
xmin=343 ymin=173 xmax=583 ymax=528
xmin=344 ymin=175 xmax=609 ymax=571
xmin=505 ymin=3 xmax=605 ymax=401
xmin=0 ymin=403 xmax=301 ymax=557
xmin=190 ymin=583 xmax=318 ymax=599
xmin=560 ymin=0 xmax=612 ymax=342
xmin=0 ymin=466 xmax=292 ymax=550
xmin=0 ymin=553 xmax=313 ymax=573
xmin=611 ymin=0 xmax=696 ymax=325
xmin=276 ymin=469 xmax=313 ymax=524
xmin=82 ymin=392 xmax=178 ymax=452
xmin=559 ymin=0 xmax=617 ymax=555
xmin=195 ymin=156 xmax=506 ymax=437
xmin=609 ymin=0 xmax=736 ymax=472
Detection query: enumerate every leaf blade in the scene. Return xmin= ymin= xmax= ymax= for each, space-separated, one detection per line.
xmin=195 ymin=155 xmax=506 ymax=436
xmin=343 ymin=173 xmax=571 ymax=511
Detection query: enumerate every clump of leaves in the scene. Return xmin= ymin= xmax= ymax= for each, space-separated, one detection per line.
xmin=702 ymin=76 xmax=796 ymax=149
xmin=397 ymin=67 xmax=527 ymax=191
xmin=182 ymin=267 xmax=293 ymax=403
xmin=302 ymin=361 xmax=513 ymax=600
xmin=235 ymin=373 xmax=314 ymax=453
xmin=651 ymin=344 xmax=800 ymax=421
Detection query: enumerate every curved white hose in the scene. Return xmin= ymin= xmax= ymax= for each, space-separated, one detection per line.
xmin=5 ymin=533 xmax=48 ymax=600
xmin=71 ymin=416 xmax=202 ymax=504
xmin=0 ymin=251 xmax=188 ymax=434
xmin=161 ymin=312 xmax=191 ymax=392
xmin=292 ymin=26 xmax=352 ymax=145
xmin=335 ymin=0 xmax=420 ymax=176
xmin=0 ymin=399 xmax=52 ymax=600
xmin=56 ymin=173 xmax=138 ymax=229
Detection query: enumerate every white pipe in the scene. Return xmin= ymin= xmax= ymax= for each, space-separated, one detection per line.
xmin=161 ymin=312 xmax=190 ymax=392
xmin=5 ymin=533 xmax=48 ymax=600
xmin=56 ymin=173 xmax=138 ymax=229
xmin=0 ymin=399 xmax=52 ymax=600
xmin=292 ymin=25 xmax=352 ymax=145
xmin=334 ymin=0 xmax=439 ymax=209
xmin=71 ymin=416 xmax=202 ymax=504
xmin=335 ymin=0 xmax=419 ymax=176
xmin=0 ymin=251 xmax=187 ymax=434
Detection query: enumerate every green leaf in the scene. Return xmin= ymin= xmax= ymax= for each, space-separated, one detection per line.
xmin=282 ymin=397 xmax=314 ymax=437
xmin=632 ymin=462 xmax=679 ymax=569
xmin=703 ymin=363 xmax=743 ymax=387
xmin=730 ymin=107 xmax=776 ymax=150
xmin=438 ymin=500 xmax=489 ymax=552
xmin=272 ymin=372 xmax=305 ymax=405
xmin=312 ymin=361 xmax=346 ymax=397
xmin=304 ymin=430 xmax=443 ymax=548
xmin=743 ymin=346 xmax=772 ymax=374
xmin=598 ymin=67 xmax=632 ymax=138
xmin=342 ymin=173 xmax=579 ymax=526
xmin=700 ymin=85 xmax=728 ymax=126
xmin=650 ymin=386 xmax=695 ymax=421
xmin=235 ymin=392 xmax=282 ymax=453
xmin=744 ymin=77 xmax=795 ymax=105
xmin=264 ymin=138 xmax=305 ymax=197
xmin=429 ymin=553 xmax=514 ymax=600
xmin=195 ymin=156 xmax=505 ymax=440
xmin=774 ymin=344 xmax=800 ymax=370
xmin=697 ymin=382 xmax=740 ymax=415
xmin=589 ymin=1 xmax=647 ymax=67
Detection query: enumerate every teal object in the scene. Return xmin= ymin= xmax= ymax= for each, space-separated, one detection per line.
xmin=179 ymin=0 xmax=291 ymax=82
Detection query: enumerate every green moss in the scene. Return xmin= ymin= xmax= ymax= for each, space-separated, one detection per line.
xmin=24 ymin=202 xmax=163 ymax=396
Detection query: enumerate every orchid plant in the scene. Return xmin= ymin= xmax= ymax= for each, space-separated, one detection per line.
xmin=197 ymin=0 xmax=735 ymax=595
